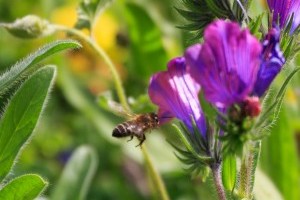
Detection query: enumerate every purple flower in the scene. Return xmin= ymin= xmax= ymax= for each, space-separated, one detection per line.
xmin=185 ymin=20 xmax=262 ymax=108
xmin=253 ymin=28 xmax=285 ymax=96
xmin=267 ymin=0 xmax=300 ymax=33
xmin=148 ymin=57 xmax=207 ymax=136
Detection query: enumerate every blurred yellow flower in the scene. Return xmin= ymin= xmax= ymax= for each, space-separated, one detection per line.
xmin=50 ymin=4 xmax=128 ymax=95
xmin=51 ymin=4 xmax=77 ymax=28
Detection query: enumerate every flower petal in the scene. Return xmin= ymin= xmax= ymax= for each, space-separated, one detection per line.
xmin=267 ymin=0 xmax=300 ymax=33
xmin=253 ymin=28 xmax=285 ymax=96
xmin=148 ymin=57 xmax=206 ymax=135
xmin=185 ymin=20 xmax=262 ymax=108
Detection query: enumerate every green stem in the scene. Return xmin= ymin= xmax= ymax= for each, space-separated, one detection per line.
xmin=211 ymin=163 xmax=227 ymax=200
xmin=52 ymin=24 xmax=169 ymax=200
xmin=141 ymin=145 xmax=170 ymax=200
xmin=236 ymin=141 xmax=261 ymax=199
xmin=51 ymin=24 xmax=130 ymax=112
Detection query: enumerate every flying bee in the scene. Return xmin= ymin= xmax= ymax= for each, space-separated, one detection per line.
xmin=112 ymin=112 xmax=159 ymax=146
xmin=108 ymin=101 xmax=160 ymax=146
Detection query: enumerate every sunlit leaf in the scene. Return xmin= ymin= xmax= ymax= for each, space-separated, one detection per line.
xmin=0 ymin=174 xmax=48 ymax=200
xmin=253 ymin=168 xmax=283 ymax=200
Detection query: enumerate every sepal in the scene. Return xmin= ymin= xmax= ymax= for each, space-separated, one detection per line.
xmin=172 ymin=123 xmax=212 ymax=162
xmin=249 ymin=13 xmax=264 ymax=39
xmin=169 ymin=121 xmax=220 ymax=180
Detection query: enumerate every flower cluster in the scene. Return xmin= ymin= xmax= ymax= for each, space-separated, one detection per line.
xmin=149 ymin=20 xmax=284 ymax=148
xmin=147 ymin=0 xmax=300 ymax=196
xmin=146 ymin=1 xmax=300 ymax=199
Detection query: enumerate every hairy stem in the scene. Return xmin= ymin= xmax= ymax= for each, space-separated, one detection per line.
xmin=141 ymin=145 xmax=170 ymax=200
xmin=52 ymin=24 xmax=130 ymax=112
xmin=237 ymin=141 xmax=261 ymax=199
xmin=211 ymin=163 xmax=227 ymax=200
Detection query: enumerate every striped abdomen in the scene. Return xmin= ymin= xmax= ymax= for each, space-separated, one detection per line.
xmin=112 ymin=121 xmax=135 ymax=137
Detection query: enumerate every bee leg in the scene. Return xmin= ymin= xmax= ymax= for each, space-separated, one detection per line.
xmin=127 ymin=135 xmax=134 ymax=142
xmin=135 ymin=134 xmax=146 ymax=147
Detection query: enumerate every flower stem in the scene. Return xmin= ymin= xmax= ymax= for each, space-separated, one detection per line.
xmin=52 ymin=24 xmax=169 ymax=200
xmin=51 ymin=24 xmax=130 ymax=112
xmin=236 ymin=141 xmax=261 ymax=199
xmin=141 ymin=145 xmax=170 ymax=200
xmin=211 ymin=163 xmax=227 ymax=200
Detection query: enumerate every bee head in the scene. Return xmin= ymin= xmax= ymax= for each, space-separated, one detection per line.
xmin=150 ymin=112 xmax=159 ymax=125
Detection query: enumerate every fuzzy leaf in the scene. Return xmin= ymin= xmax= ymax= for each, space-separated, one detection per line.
xmin=0 ymin=66 xmax=56 ymax=182
xmin=50 ymin=145 xmax=98 ymax=200
xmin=0 ymin=174 xmax=48 ymax=200
xmin=0 ymin=40 xmax=81 ymax=97
xmin=75 ymin=0 xmax=112 ymax=30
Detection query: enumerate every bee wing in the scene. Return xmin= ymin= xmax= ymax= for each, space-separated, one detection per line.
xmin=108 ymin=101 xmax=135 ymax=119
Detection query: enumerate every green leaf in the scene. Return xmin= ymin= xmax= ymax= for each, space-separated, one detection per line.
xmin=124 ymin=2 xmax=168 ymax=80
xmin=177 ymin=0 xmax=241 ymax=40
xmin=222 ymin=154 xmax=236 ymax=192
xmin=249 ymin=13 xmax=264 ymax=39
xmin=0 ymin=174 xmax=48 ymax=200
xmin=260 ymin=106 xmax=300 ymax=200
xmin=0 ymin=66 xmax=56 ymax=181
xmin=0 ymin=40 xmax=81 ymax=97
xmin=50 ymin=145 xmax=98 ymax=200
xmin=75 ymin=0 xmax=112 ymax=30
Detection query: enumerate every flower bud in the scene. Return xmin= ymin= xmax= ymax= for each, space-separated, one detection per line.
xmin=243 ymin=96 xmax=261 ymax=118
xmin=1 ymin=15 xmax=54 ymax=39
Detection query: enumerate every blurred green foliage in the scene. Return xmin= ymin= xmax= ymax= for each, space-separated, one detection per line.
xmin=0 ymin=0 xmax=299 ymax=200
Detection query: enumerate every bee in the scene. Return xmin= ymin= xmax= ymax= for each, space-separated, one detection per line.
xmin=108 ymin=101 xmax=159 ymax=146
xmin=112 ymin=112 xmax=159 ymax=146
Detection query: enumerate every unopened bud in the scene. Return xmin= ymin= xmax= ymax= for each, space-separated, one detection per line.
xmin=243 ymin=96 xmax=261 ymax=117
xmin=1 ymin=15 xmax=53 ymax=39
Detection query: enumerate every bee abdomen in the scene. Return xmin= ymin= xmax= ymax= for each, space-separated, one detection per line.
xmin=112 ymin=122 xmax=132 ymax=137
